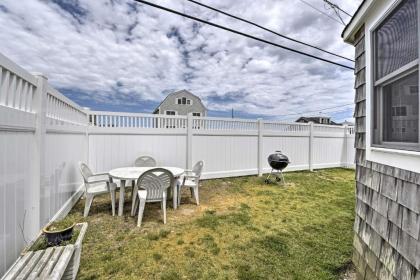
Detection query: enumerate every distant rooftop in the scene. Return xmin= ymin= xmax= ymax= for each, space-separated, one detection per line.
xmin=295 ymin=116 xmax=340 ymax=125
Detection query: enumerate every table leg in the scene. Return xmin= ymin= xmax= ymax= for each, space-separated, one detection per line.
xmin=172 ymin=178 xmax=178 ymax=210
xmin=118 ymin=180 xmax=126 ymax=216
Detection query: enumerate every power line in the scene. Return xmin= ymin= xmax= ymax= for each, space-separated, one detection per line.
xmin=323 ymin=0 xmax=352 ymax=17
xmin=186 ymin=0 xmax=354 ymax=62
xmin=297 ymin=0 xmax=345 ymax=25
xmin=281 ymin=107 xmax=354 ymax=121
xmin=133 ymin=0 xmax=354 ymax=70
xmin=323 ymin=0 xmax=348 ymax=25
xmin=282 ymin=108 xmax=354 ymax=121
xmin=277 ymin=103 xmax=353 ymax=117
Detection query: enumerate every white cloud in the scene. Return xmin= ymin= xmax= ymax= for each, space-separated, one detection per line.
xmin=0 ymin=0 xmax=362 ymax=120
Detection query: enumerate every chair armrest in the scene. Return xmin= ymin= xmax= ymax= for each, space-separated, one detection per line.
xmin=87 ymin=178 xmax=109 ymax=184
xmin=184 ymin=174 xmax=200 ymax=179
xmin=87 ymin=173 xmax=110 ymax=183
xmin=93 ymin=172 xmax=109 ymax=176
xmin=183 ymin=170 xmax=197 ymax=177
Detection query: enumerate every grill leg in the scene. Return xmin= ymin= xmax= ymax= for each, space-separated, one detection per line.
xmin=280 ymin=170 xmax=286 ymax=185
xmin=265 ymin=169 xmax=274 ymax=183
xmin=274 ymin=170 xmax=281 ymax=182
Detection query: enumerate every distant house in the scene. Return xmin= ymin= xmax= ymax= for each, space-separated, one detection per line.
xmin=153 ymin=90 xmax=207 ymax=117
xmin=295 ymin=116 xmax=339 ymax=125
xmin=341 ymin=120 xmax=354 ymax=126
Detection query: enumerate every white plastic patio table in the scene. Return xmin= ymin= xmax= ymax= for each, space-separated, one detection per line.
xmin=109 ymin=166 xmax=184 ymax=216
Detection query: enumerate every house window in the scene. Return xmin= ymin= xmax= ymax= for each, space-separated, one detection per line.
xmin=192 ymin=112 xmax=201 ymax=117
xmin=392 ymin=106 xmax=407 ymax=117
xmin=372 ymin=0 xmax=420 ymax=151
xmin=176 ymin=97 xmax=192 ymax=105
xmin=165 ymin=111 xmax=176 ymax=115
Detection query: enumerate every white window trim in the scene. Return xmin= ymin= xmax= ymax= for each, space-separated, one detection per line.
xmin=192 ymin=112 xmax=201 ymax=117
xmin=365 ymin=0 xmax=420 ymax=173
xmin=165 ymin=110 xmax=177 ymax=115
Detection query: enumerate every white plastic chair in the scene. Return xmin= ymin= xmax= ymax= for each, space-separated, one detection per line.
xmin=78 ymin=162 xmax=117 ymax=217
xmin=129 ymin=155 xmax=158 ymax=210
xmin=178 ymin=161 xmax=204 ymax=206
xmin=134 ymin=156 xmax=157 ymax=167
xmin=131 ymin=168 xmax=174 ymax=227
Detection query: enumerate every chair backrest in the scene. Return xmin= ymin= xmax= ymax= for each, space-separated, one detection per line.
xmin=192 ymin=160 xmax=204 ymax=178
xmin=134 ymin=156 xmax=157 ymax=167
xmin=137 ymin=168 xmax=174 ymax=201
xmin=79 ymin=162 xmax=93 ymax=183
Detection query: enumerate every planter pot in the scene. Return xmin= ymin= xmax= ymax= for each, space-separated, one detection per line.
xmin=42 ymin=223 xmax=76 ymax=246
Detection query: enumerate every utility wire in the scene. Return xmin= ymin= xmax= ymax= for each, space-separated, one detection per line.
xmin=276 ymin=103 xmax=353 ymax=117
xmin=133 ymin=0 xmax=354 ymax=70
xmin=323 ymin=0 xmax=345 ymax=25
xmin=323 ymin=0 xmax=352 ymax=17
xmin=281 ymin=107 xmax=353 ymax=121
xmin=297 ymin=0 xmax=345 ymax=25
xmin=186 ymin=0 xmax=354 ymax=62
xmin=282 ymin=109 xmax=353 ymax=121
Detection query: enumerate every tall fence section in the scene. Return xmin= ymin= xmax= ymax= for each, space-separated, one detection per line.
xmin=0 ymin=53 xmax=354 ymax=276
xmin=88 ymin=112 xmax=355 ymax=179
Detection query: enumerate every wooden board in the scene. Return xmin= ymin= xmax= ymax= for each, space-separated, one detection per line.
xmin=2 ymin=245 xmax=75 ymax=280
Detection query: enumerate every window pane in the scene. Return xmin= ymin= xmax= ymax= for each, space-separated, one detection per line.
xmin=383 ymin=71 xmax=419 ymax=143
xmin=375 ymin=0 xmax=418 ymax=80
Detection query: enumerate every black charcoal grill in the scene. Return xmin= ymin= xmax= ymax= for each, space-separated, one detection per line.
xmin=265 ymin=151 xmax=290 ymax=184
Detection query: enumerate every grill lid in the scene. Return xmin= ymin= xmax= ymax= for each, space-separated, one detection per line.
xmin=268 ymin=151 xmax=290 ymax=163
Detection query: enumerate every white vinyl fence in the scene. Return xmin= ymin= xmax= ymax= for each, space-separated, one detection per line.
xmin=88 ymin=112 xmax=355 ymax=179
xmin=0 ymin=52 xmax=355 ymax=276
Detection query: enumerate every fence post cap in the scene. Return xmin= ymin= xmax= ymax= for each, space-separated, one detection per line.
xmin=32 ymin=72 xmax=48 ymax=79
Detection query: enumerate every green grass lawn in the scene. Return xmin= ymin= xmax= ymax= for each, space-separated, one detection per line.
xmin=61 ymin=168 xmax=355 ymax=280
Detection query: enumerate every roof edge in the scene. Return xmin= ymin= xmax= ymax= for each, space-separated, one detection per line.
xmin=342 ymin=0 xmax=374 ymax=44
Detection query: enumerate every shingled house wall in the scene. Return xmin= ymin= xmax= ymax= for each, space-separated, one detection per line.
xmin=352 ymin=26 xmax=420 ymax=280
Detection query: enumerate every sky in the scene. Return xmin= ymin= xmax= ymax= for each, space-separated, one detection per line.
xmin=0 ymin=0 xmax=362 ymax=121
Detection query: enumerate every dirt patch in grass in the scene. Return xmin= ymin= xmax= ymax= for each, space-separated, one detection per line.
xmin=64 ymin=168 xmax=355 ymax=279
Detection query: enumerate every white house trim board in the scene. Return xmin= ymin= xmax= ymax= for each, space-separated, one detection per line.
xmin=343 ymin=0 xmax=375 ymax=43
xmin=363 ymin=0 xmax=420 ymax=173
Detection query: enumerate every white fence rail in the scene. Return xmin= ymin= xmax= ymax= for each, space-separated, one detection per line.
xmin=0 ymin=52 xmax=355 ymax=277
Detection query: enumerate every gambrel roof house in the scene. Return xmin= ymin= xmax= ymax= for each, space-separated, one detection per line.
xmin=295 ymin=116 xmax=340 ymax=125
xmin=342 ymin=0 xmax=420 ymax=279
xmin=153 ymin=89 xmax=207 ymax=117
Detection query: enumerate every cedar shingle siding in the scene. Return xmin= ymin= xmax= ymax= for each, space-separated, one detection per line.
xmin=352 ymin=26 xmax=420 ymax=280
